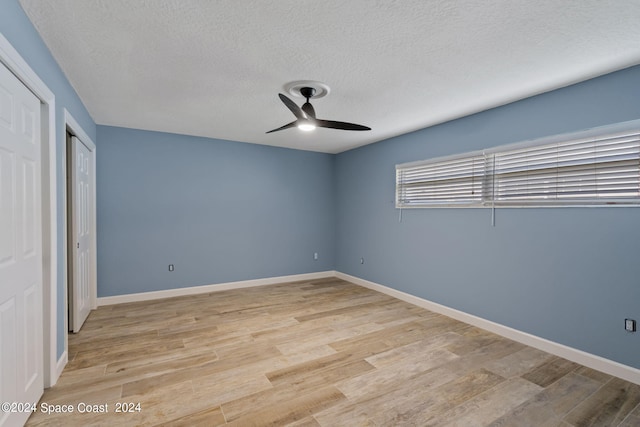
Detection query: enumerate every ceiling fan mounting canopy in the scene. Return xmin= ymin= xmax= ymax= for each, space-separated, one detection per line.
xmin=299 ymin=86 xmax=316 ymax=99
xmin=284 ymin=80 xmax=330 ymax=99
xmin=266 ymin=86 xmax=371 ymax=134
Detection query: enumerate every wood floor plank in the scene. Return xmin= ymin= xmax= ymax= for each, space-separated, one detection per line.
xmin=191 ymin=371 xmax=275 ymax=411
xmin=618 ymin=402 xmax=640 ymax=427
xmin=111 ymin=380 xmax=197 ymax=426
xmin=294 ymin=299 xmax=395 ymax=322
xmin=328 ymin=320 xmax=429 ymax=353
xmin=336 ymin=360 xmax=460 ymax=402
xmin=251 ymin=322 xmax=335 ymax=343
xmin=105 ymin=345 xmax=219 ymax=375
xmin=564 ymin=377 xmax=640 ymax=426
xmin=370 ymin=369 xmax=506 ymax=426
xmin=484 ymin=346 xmax=553 ymax=379
xmin=68 ymin=338 xmax=186 ymax=370
xmin=121 ymin=345 xmax=281 ymax=397
xmin=521 ymin=356 xmax=581 ymax=387
xmin=365 ymin=332 xmax=463 ymax=368
xmin=27 ymin=278 xmax=640 ymax=427
xmin=52 ymin=364 xmax=107 ymax=387
xmin=266 ymin=350 xmax=376 ymax=388
xmin=438 ymin=338 xmax=526 ymax=379
xmin=154 ymin=406 xmax=226 ymax=427
xmin=488 ymin=372 xmax=602 ymax=426
xmin=224 ymin=386 xmax=346 ymax=427
xmin=39 ymin=383 xmax=123 ymax=406
xmin=182 ymin=329 xmax=253 ymax=350
xmin=575 ymin=365 xmax=615 ymax=384
xmin=47 ymin=351 xmax=216 ymax=398
xmin=69 ymin=330 xmax=160 ymax=353
xmin=430 ymin=377 xmax=543 ymax=426
xmin=222 ymin=382 xmax=318 ymax=422
xmin=275 ymin=325 xmax=380 ymax=355
xmin=280 ymin=344 xmax=338 ymax=365
xmin=283 ymin=416 xmax=322 ymax=427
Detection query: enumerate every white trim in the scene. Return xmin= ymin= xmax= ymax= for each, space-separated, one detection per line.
xmin=64 ymin=109 xmax=95 ymax=152
xmin=0 ymin=34 xmax=58 ymax=388
xmin=64 ymin=109 xmax=98 ymax=322
xmin=55 ymin=351 xmax=68 ymax=383
xmin=98 ymin=271 xmax=337 ymax=306
xmin=335 ymin=271 xmax=640 ymax=386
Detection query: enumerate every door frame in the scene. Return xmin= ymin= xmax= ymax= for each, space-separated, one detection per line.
xmin=0 ymin=34 xmax=58 ymax=387
xmin=64 ymin=110 xmax=97 ymax=338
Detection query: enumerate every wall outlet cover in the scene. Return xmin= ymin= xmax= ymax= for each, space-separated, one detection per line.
xmin=625 ymin=318 xmax=636 ymax=332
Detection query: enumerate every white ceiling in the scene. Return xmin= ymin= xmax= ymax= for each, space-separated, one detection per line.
xmin=19 ymin=0 xmax=640 ymax=154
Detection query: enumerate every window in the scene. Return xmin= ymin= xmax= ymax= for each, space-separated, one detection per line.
xmin=396 ymin=121 xmax=640 ymax=208
xmin=396 ymin=151 xmax=487 ymax=207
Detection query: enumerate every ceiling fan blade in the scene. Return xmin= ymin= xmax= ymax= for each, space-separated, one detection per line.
xmin=301 ymin=102 xmax=316 ymax=119
xmin=266 ymin=121 xmax=297 ymax=133
xmin=278 ymin=93 xmax=306 ymax=120
xmin=316 ymin=119 xmax=371 ymax=131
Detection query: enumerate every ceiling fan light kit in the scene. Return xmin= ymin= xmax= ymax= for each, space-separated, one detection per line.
xmin=267 ymin=82 xmax=371 ymax=134
xmin=297 ymin=119 xmax=316 ymax=131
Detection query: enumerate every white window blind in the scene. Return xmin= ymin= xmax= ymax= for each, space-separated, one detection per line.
xmin=492 ymin=130 xmax=640 ymax=205
xmin=396 ymin=152 xmax=487 ymax=207
xmin=396 ymin=121 xmax=640 ymax=208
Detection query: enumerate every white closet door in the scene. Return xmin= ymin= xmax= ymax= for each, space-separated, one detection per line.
xmin=70 ymin=136 xmax=92 ymax=332
xmin=0 ymin=61 xmax=43 ymax=426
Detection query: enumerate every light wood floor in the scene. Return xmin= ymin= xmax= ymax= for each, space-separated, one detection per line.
xmin=27 ymin=278 xmax=640 ymax=426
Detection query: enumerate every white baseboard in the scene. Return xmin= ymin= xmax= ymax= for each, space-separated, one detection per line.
xmin=50 ymin=351 xmax=68 ymax=387
xmin=335 ymin=271 xmax=640 ymax=386
xmin=97 ymin=271 xmax=336 ymax=306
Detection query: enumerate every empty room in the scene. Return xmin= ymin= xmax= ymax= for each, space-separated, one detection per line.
xmin=2 ymin=1 xmax=640 ymax=426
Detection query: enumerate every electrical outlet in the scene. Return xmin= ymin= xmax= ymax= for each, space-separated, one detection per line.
xmin=625 ymin=318 xmax=636 ymax=332
xmin=314 ymin=252 xmax=318 ymax=260
xmin=168 ymin=264 xmax=174 ymax=272
xmin=360 ymin=257 xmax=365 ymax=264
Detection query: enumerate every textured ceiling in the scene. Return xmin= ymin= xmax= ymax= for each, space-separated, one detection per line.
xmin=19 ymin=0 xmax=640 ymax=153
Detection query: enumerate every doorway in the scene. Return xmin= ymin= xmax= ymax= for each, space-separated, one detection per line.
xmin=65 ymin=122 xmax=97 ymax=334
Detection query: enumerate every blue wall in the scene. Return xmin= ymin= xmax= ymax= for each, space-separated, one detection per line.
xmin=95 ymin=126 xmax=335 ymax=296
xmin=335 ymin=65 xmax=640 ymax=369
xmin=1 ymin=1 xmax=97 ymax=358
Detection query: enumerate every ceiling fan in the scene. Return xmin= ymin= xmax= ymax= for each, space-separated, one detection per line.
xmin=266 ymin=87 xmax=371 ymax=133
